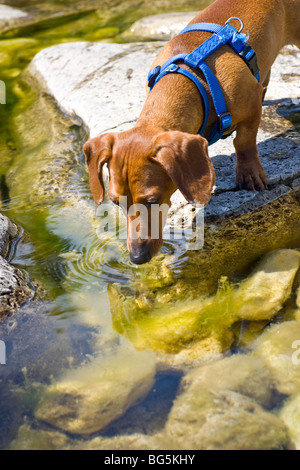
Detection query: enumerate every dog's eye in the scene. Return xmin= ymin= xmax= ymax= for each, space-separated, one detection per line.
xmin=112 ymin=199 xmax=119 ymax=206
xmin=147 ymin=198 xmax=161 ymax=206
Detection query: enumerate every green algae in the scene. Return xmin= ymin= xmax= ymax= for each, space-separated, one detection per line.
xmin=110 ymin=250 xmax=300 ymax=354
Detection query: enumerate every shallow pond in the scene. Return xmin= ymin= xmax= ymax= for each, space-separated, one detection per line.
xmin=0 ymin=0 xmax=300 ymax=450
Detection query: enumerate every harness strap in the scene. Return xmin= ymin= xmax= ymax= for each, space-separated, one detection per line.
xmin=147 ymin=18 xmax=260 ymax=145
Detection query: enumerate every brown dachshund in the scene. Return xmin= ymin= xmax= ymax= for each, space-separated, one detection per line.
xmin=84 ymin=0 xmax=300 ymax=264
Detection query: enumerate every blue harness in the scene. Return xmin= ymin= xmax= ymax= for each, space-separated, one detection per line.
xmin=147 ymin=17 xmax=260 ymax=145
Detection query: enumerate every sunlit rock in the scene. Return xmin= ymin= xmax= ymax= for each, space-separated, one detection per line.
xmin=35 ymin=347 xmax=156 ymax=434
xmin=122 ymin=12 xmax=197 ymax=40
xmin=252 ymin=321 xmax=300 ymax=395
xmin=232 ymin=249 xmax=300 ymax=321
xmin=165 ymin=388 xmax=290 ymax=450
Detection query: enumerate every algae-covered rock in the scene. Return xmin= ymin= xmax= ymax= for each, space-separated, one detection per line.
xmin=11 ymin=421 xmax=162 ymax=450
xmin=35 ymin=347 xmax=156 ymax=434
xmin=109 ymin=250 xmax=300 ymax=358
xmin=9 ymin=422 xmax=70 ymax=451
xmin=109 ymin=281 xmax=236 ymax=354
xmin=181 ymin=354 xmax=275 ymax=407
xmin=165 ymin=388 xmax=290 ymax=450
xmin=252 ymin=321 xmax=300 ymax=395
xmin=279 ymin=394 xmax=300 ymax=450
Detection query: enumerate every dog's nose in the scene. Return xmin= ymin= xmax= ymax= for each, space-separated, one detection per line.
xmin=130 ymin=249 xmax=152 ymax=265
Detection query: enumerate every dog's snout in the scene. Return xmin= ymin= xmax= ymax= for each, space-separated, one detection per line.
xmin=130 ymin=245 xmax=152 ymax=265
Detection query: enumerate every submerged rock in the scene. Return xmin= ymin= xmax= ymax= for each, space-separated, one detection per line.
xmin=165 ymin=387 xmax=290 ymax=450
xmin=252 ymin=321 xmax=300 ymax=395
xmin=109 ymin=249 xmax=300 ymax=357
xmin=35 ymin=347 xmax=156 ymax=434
xmin=279 ymin=394 xmax=300 ymax=450
xmin=181 ymin=354 xmax=275 ymax=408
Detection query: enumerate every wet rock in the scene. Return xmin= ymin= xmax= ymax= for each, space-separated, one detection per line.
xmin=279 ymin=394 xmax=300 ymax=450
xmin=0 ymin=212 xmax=32 ymax=319
xmin=35 ymin=347 xmax=156 ymax=434
xmin=122 ymin=12 xmax=197 ymax=41
xmin=165 ymin=388 xmax=290 ymax=450
xmin=0 ymin=256 xmax=32 ymax=319
xmin=181 ymin=354 xmax=275 ymax=407
xmin=0 ymin=212 xmax=17 ymax=258
xmin=252 ymin=321 xmax=300 ymax=395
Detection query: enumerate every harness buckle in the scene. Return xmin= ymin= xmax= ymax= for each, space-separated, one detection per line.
xmin=217 ymin=112 xmax=232 ymax=133
xmin=148 ymin=65 xmax=161 ymax=88
xmin=239 ymin=45 xmax=260 ymax=78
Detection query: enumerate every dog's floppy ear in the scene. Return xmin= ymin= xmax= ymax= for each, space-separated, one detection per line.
xmin=83 ymin=133 xmax=115 ymax=205
xmin=152 ymin=131 xmax=215 ymax=206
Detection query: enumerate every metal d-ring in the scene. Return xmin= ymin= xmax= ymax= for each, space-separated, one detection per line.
xmin=225 ymin=17 xmax=244 ymax=33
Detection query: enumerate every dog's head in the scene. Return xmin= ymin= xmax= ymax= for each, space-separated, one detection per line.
xmin=83 ymin=129 xmax=215 ymax=264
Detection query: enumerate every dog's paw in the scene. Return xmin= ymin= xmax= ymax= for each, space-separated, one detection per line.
xmin=236 ymin=163 xmax=268 ymax=192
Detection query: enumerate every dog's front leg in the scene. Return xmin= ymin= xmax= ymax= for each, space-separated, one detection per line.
xmin=234 ymin=111 xmax=268 ymax=191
